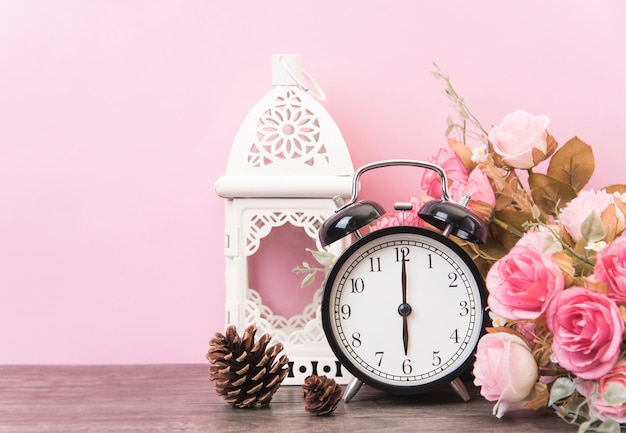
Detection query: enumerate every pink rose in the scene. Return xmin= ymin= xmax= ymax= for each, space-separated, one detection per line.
xmin=420 ymin=145 xmax=495 ymax=221
xmin=370 ymin=196 xmax=423 ymax=230
xmin=421 ymin=147 xmax=468 ymax=199
xmin=473 ymin=332 xmax=539 ymax=418
xmin=488 ymin=110 xmax=551 ymax=169
xmin=559 ymin=189 xmax=624 ymax=242
xmin=577 ymin=360 xmax=626 ymax=423
xmin=486 ymin=244 xmax=564 ymax=320
xmin=516 ymin=228 xmax=562 ymax=256
xmin=444 ymin=167 xmax=495 ymax=221
xmin=594 ymin=234 xmax=626 ymax=305
xmin=456 ymin=167 xmax=496 ymax=208
xmin=546 ymin=287 xmax=623 ymax=380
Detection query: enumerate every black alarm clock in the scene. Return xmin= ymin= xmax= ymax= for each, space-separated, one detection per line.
xmin=318 ymin=160 xmax=488 ymax=402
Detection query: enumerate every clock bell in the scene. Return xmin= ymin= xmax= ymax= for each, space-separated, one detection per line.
xmin=319 ymin=159 xmax=487 ymax=247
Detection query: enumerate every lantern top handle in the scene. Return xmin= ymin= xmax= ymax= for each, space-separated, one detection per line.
xmin=275 ymin=54 xmax=327 ymax=102
xmin=337 ymin=159 xmax=452 ymax=212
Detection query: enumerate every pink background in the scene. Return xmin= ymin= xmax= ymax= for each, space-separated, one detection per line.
xmin=1 ymin=1 xmax=625 ymax=364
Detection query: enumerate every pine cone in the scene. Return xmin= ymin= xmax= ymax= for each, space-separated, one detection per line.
xmin=302 ymin=375 xmax=342 ymax=415
xmin=207 ymin=325 xmax=289 ymax=408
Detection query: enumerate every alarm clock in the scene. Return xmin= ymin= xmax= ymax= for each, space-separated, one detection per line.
xmin=318 ymin=160 xmax=488 ymax=403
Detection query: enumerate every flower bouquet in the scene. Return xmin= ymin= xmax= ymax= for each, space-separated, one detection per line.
xmin=416 ymin=66 xmax=626 ymax=433
xmin=296 ymin=65 xmax=626 ymax=432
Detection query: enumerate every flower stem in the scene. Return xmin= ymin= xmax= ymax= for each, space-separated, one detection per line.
xmin=493 ymin=217 xmax=525 ymax=238
xmin=292 ymin=266 xmax=326 ymax=274
xmin=525 ymin=222 xmax=595 ymax=266
xmin=432 ymin=63 xmax=489 ymax=138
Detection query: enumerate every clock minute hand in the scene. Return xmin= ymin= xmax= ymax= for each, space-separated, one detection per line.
xmin=400 ymin=258 xmax=410 ymax=356
xmin=394 ymin=201 xmax=414 ymax=357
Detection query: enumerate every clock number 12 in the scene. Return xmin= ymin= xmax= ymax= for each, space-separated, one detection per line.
xmin=395 ymin=247 xmax=410 ymax=262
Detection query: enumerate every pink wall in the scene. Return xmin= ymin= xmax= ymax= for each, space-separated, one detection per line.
xmin=1 ymin=1 xmax=625 ymax=364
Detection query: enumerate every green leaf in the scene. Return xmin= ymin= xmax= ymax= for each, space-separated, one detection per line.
xmin=445 ymin=115 xmax=455 ymax=136
xmin=529 ymin=173 xmax=577 ymax=216
xmin=547 ymin=136 xmax=595 ymax=192
xmin=578 ymin=419 xmax=593 ymax=433
xmin=549 ymin=377 xmax=576 ymax=406
xmin=602 ymin=383 xmax=626 ymax=405
xmin=595 ymin=420 xmax=621 ymax=433
xmin=580 ymin=211 xmax=606 ymax=243
xmin=300 ymin=273 xmax=316 ymax=288
xmin=307 ymin=249 xmax=336 ymax=267
xmin=531 ymin=204 xmax=542 ymax=221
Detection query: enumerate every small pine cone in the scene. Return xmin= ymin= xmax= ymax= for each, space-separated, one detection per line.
xmin=302 ymin=375 xmax=342 ymax=415
xmin=206 ymin=325 xmax=289 ymax=408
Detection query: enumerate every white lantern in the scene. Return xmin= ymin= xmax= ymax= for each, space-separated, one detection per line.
xmin=215 ymin=54 xmax=354 ymax=384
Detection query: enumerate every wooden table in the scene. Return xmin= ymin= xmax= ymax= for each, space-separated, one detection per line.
xmin=0 ymin=364 xmax=576 ymax=432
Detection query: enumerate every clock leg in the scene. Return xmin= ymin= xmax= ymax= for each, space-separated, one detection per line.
xmin=342 ymin=377 xmax=363 ymax=403
xmin=449 ymin=377 xmax=470 ymax=402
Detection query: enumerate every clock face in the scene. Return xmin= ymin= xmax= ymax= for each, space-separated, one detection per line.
xmin=321 ymin=226 xmax=486 ymax=394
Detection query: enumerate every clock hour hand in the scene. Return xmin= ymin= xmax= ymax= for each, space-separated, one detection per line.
xmin=402 ymin=314 xmax=409 ymax=356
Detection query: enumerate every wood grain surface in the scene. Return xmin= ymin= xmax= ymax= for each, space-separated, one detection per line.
xmin=0 ymin=364 xmax=575 ymax=432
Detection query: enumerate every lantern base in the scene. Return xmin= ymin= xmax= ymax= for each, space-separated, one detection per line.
xmin=283 ymin=354 xmax=353 ymax=385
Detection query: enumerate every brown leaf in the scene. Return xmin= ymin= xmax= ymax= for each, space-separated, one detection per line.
xmin=529 ymin=173 xmax=577 ymax=216
xmin=545 ymin=133 xmax=558 ymax=158
xmin=491 ymin=209 xmax=533 ymax=249
xmin=603 ymin=184 xmax=626 ymax=195
xmin=447 ymin=138 xmax=477 ymax=173
xmin=523 ymin=384 xmax=549 ymax=411
xmin=468 ymin=199 xmax=493 ymax=222
xmin=494 ymin=170 xmax=523 ymax=211
xmin=569 ymin=237 xmax=596 ymax=278
xmin=601 ymin=204 xmax=623 ymax=242
xmin=488 ymin=141 xmax=506 ymax=168
xmin=531 ymin=131 xmax=557 ymax=167
xmin=485 ymin=326 xmax=533 ymax=347
xmin=546 ymin=136 xmax=595 ymax=192
xmin=495 ymin=193 xmax=514 ymax=211
xmin=585 ymin=278 xmax=608 ymax=295
xmin=457 ymin=244 xmax=487 ymax=277
xmin=458 ymin=238 xmax=507 ymax=278
xmin=551 ymin=252 xmax=574 ymax=287
xmin=531 ymin=147 xmax=547 ymax=167
xmin=603 ymin=185 xmax=626 ymax=226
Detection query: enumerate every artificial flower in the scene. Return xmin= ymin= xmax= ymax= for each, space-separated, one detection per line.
xmin=421 ymin=142 xmax=495 ymax=220
xmin=559 ymin=189 xmax=625 ymax=242
xmin=593 ymin=234 xmax=626 ymax=305
xmin=473 ymin=332 xmax=539 ymax=418
xmin=421 ymin=146 xmax=468 ymax=198
xmin=488 ymin=110 xmax=555 ymax=169
xmin=515 ymin=228 xmax=562 ymax=256
xmin=428 ymin=67 xmax=626 ymax=428
xmin=296 ymin=66 xmax=626 ymax=429
xmin=577 ymin=360 xmax=626 ymax=423
xmin=485 ymin=243 xmax=564 ymax=320
xmin=546 ymin=287 xmax=623 ymax=380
